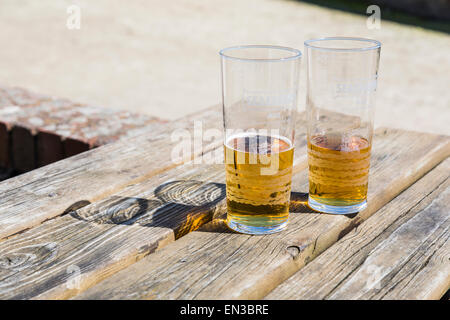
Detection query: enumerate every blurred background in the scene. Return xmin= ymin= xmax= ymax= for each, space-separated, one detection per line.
xmin=0 ymin=0 xmax=449 ymax=134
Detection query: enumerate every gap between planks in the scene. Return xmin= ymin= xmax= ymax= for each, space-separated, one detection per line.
xmin=73 ymin=128 xmax=450 ymax=300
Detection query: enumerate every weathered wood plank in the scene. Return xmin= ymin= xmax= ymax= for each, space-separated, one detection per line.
xmin=0 ymin=119 xmax=309 ymax=300
xmin=0 ymin=105 xmax=223 ymax=240
xmin=0 ymin=162 xmax=223 ymax=300
xmin=266 ymin=158 xmax=450 ymax=300
xmin=333 ymin=186 xmax=449 ymax=300
xmin=75 ymin=128 xmax=450 ymax=300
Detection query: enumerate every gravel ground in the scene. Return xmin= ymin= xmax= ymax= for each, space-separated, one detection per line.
xmin=0 ymin=0 xmax=448 ymax=135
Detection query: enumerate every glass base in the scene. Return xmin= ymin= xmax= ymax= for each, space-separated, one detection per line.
xmin=308 ymin=197 xmax=367 ymax=215
xmin=227 ymin=218 xmax=288 ymax=235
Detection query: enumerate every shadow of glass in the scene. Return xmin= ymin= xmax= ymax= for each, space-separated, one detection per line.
xmin=289 ymin=192 xmax=317 ymax=214
xmin=290 ymin=191 xmax=358 ymax=218
xmin=197 ymin=218 xmax=237 ymax=234
xmin=70 ymin=180 xmax=227 ymax=238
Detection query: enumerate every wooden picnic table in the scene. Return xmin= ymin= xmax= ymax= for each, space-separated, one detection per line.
xmin=0 ymin=105 xmax=448 ymax=300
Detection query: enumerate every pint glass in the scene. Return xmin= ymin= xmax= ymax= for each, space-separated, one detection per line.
xmin=220 ymin=45 xmax=301 ymax=234
xmin=304 ymin=37 xmax=381 ymax=214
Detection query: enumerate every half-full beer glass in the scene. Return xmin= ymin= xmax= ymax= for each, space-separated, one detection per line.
xmin=220 ymin=45 xmax=301 ymax=234
xmin=305 ymin=37 xmax=381 ymax=214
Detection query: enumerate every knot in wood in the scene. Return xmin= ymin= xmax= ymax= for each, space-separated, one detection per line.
xmin=71 ymin=196 xmax=162 ymax=225
xmin=286 ymin=245 xmax=303 ymax=260
xmin=154 ymin=180 xmax=225 ymax=207
xmin=0 ymin=242 xmax=59 ymax=272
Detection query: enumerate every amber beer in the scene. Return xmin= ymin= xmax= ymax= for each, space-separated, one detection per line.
xmin=220 ymin=45 xmax=301 ymax=233
xmin=308 ymin=134 xmax=371 ymax=208
xmin=304 ymin=37 xmax=380 ymax=214
xmin=224 ymin=134 xmax=294 ymax=233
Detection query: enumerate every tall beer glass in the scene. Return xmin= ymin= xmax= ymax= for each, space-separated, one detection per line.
xmin=220 ymin=45 xmax=301 ymax=234
xmin=305 ymin=37 xmax=381 ymax=214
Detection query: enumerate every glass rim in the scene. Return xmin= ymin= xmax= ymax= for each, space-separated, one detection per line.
xmin=219 ymin=45 xmax=302 ymax=62
xmin=304 ymin=37 xmax=381 ymax=52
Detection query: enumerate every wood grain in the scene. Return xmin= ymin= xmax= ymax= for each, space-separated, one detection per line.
xmin=266 ymin=158 xmax=450 ymax=300
xmin=0 ymin=162 xmax=224 ymax=299
xmin=0 ymin=105 xmax=223 ymax=240
xmin=334 ymin=184 xmax=449 ymax=300
xmin=0 ymin=121 xmax=309 ymax=299
xmin=75 ymin=129 xmax=450 ymax=300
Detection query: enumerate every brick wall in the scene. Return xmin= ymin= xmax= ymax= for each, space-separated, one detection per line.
xmin=0 ymin=85 xmax=167 ymax=177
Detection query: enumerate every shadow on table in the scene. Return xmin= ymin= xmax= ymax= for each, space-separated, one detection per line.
xmin=70 ymin=180 xmax=227 ymax=238
xmin=289 ymin=192 xmax=316 ymax=213
xmin=290 ymin=192 xmax=358 ymax=218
